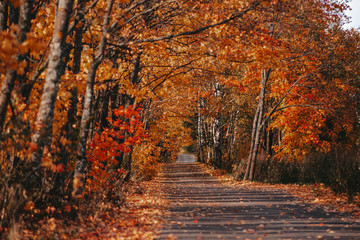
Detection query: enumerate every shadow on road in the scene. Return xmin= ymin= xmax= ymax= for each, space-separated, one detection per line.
xmin=158 ymin=160 xmax=360 ymax=240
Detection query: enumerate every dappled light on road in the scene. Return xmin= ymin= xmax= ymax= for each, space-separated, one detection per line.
xmin=158 ymin=162 xmax=360 ymax=239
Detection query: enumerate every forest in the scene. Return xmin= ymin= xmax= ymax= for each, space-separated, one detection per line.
xmin=0 ymin=0 xmax=359 ymax=238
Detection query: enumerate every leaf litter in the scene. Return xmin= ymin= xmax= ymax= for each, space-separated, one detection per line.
xmin=21 ymin=179 xmax=167 ymax=239
xmin=200 ymin=163 xmax=360 ymax=220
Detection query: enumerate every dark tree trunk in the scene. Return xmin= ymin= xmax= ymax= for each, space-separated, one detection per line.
xmin=142 ymin=99 xmax=152 ymax=130
xmin=265 ymin=123 xmax=274 ymax=157
xmin=120 ymin=53 xmax=142 ymax=175
xmin=110 ymin=85 xmax=120 ymax=119
xmin=72 ymin=0 xmax=86 ymax=74
xmin=52 ymin=87 xmax=78 ymax=196
xmin=0 ymin=1 xmax=8 ymax=31
xmin=96 ymin=87 xmax=110 ymax=132
xmin=0 ymin=0 xmax=34 ymax=135
xmin=9 ymin=3 xmax=19 ymax=26
xmin=0 ymin=71 xmax=16 ymax=135
xmin=130 ymin=53 xmax=141 ymax=85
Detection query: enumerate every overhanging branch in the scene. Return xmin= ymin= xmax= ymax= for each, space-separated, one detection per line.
xmin=128 ymin=1 xmax=261 ymax=44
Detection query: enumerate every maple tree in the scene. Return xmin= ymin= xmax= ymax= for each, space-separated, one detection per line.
xmin=86 ymin=105 xmax=146 ymax=192
xmin=191 ymin=0 xmax=359 ymax=183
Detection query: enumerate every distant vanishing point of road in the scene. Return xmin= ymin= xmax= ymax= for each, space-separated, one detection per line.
xmin=176 ymin=154 xmax=197 ymax=164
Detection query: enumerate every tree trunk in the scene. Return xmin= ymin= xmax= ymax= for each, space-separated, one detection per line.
xmin=225 ymin=111 xmax=238 ymax=171
xmin=0 ymin=71 xmax=16 ymax=134
xmin=212 ymin=81 xmax=223 ymax=168
xmin=229 ymin=125 xmax=238 ymax=167
xmin=0 ymin=1 xmax=8 ymax=31
xmin=123 ymin=53 xmax=142 ymax=108
xmin=121 ymin=54 xmax=142 ymax=175
xmin=243 ymin=102 xmax=260 ymax=180
xmin=110 ymin=85 xmax=120 ymax=119
xmin=243 ymin=69 xmax=271 ymax=181
xmin=72 ymin=0 xmax=86 ymax=74
xmin=9 ymin=3 xmax=19 ymax=26
xmin=28 ymin=0 xmax=74 ymax=185
xmin=142 ymin=99 xmax=152 ymax=130
xmin=52 ymin=87 xmax=78 ymax=196
xmin=265 ymin=123 xmax=273 ymax=158
xmin=130 ymin=53 xmax=141 ymax=85
xmin=0 ymin=0 xmax=34 ymax=135
xmin=72 ymin=0 xmax=114 ymax=198
xmin=96 ymin=87 xmax=110 ymax=132
xmin=197 ymin=97 xmax=205 ymax=162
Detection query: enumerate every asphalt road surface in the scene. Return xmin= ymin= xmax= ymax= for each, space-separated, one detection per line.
xmin=158 ymin=154 xmax=360 ymax=239
xmin=176 ymin=154 xmax=197 ymax=163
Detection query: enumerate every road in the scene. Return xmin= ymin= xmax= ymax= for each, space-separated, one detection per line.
xmin=158 ymin=154 xmax=360 ymax=239
xmin=176 ymin=154 xmax=197 ymax=163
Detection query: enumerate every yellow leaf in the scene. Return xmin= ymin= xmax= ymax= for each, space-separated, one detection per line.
xmin=261 ymin=1 xmax=271 ymax=7
xmin=24 ymin=201 xmax=35 ymax=211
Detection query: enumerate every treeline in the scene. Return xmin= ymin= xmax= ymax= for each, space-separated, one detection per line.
xmin=192 ymin=1 xmax=360 ymax=200
xmin=0 ymin=0 xmax=203 ymax=235
xmin=0 ymin=0 xmax=359 ymax=237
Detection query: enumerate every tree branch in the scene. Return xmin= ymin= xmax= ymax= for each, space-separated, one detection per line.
xmin=259 ymin=70 xmax=320 ymax=130
xmin=274 ymin=104 xmax=326 ymax=113
xmin=128 ymin=1 xmax=261 ymax=44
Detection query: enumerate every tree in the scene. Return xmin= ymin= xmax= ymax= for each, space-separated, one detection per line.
xmin=237 ymin=0 xmax=349 ymax=181
xmin=243 ymin=69 xmax=270 ymax=181
xmin=0 ymin=0 xmax=35 ymax=134
xmin=28 ymin=0 xmax=74 ymax=190
xmin=72 ymin=0 xmax=114 ymax=199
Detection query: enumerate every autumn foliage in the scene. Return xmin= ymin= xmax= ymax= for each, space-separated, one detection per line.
xmin=87 ymin=105 xmax=146 ymax=192
xmin=0 ymin=0 xmax=359 ymax=238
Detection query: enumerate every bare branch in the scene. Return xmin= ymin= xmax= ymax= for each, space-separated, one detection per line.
xmin=259 ymin=69 xmax=321 ymax=130
xmin=275 ymin=104 xmax=326 ymax=112
xmin=128 ymin=1 xmax=261 ymax=44
xmin=125 ymin=0 xmax=178 ymax=26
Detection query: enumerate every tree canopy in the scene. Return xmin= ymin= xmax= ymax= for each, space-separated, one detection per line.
xmin=0 ymin=0 xmax=359 ymax=236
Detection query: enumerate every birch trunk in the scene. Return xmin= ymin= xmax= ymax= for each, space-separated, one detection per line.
xmin=197 ymin=97 xmax=205 ymax=162
xmin=72 ymin=0 xmax=114 ymax=198
xmin=243 ymin=69 xmax=271 ymax=181
xmin=29 ymin=0 xmax=74 ymax=177
xmin=212 ymin=81 xmax=223 ymax=168
xmin=243 ymin=103 xmax=260 ymax=180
